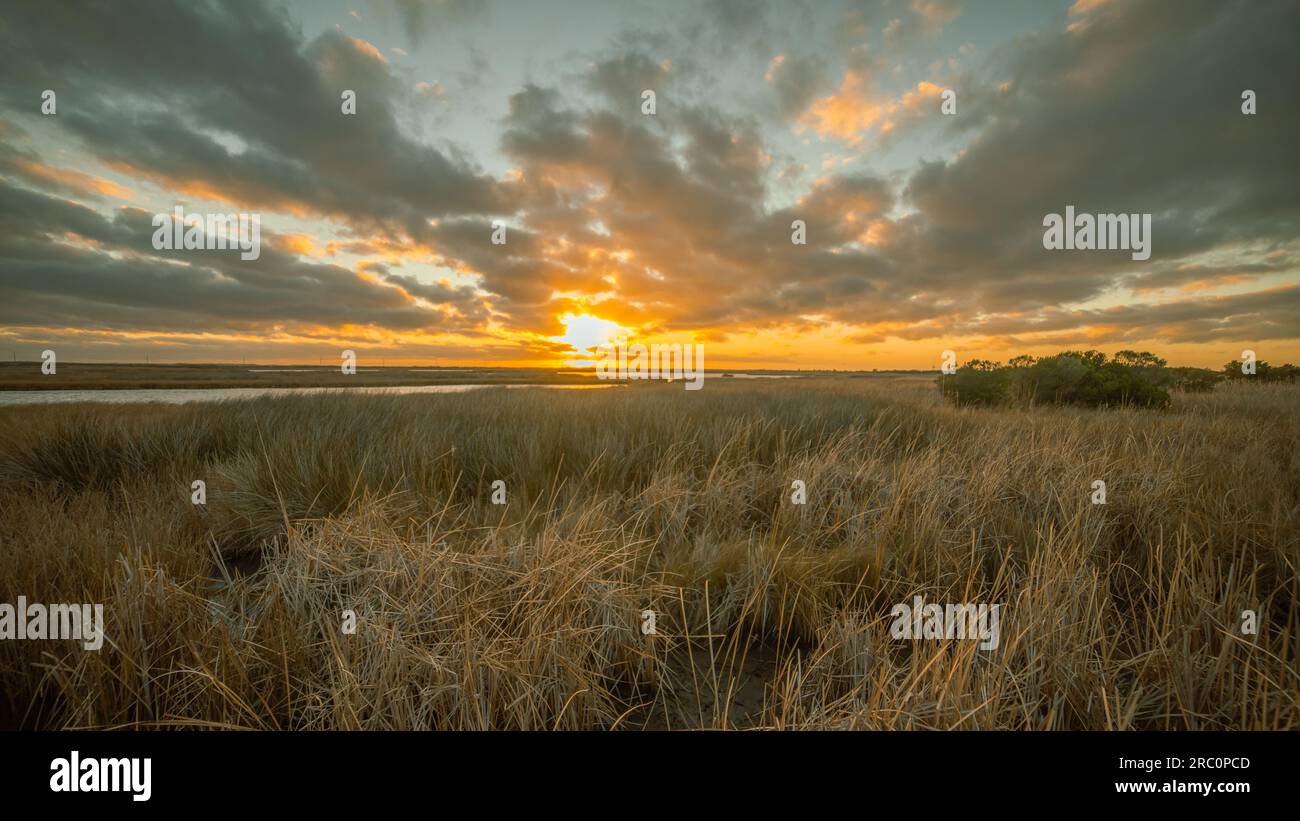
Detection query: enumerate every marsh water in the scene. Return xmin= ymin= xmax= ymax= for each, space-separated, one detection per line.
xmin=0 ymin=384 xmax=613 ymax=406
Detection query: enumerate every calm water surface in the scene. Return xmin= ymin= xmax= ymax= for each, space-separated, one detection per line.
xmin=0 ymin=384 xmax=611 ymax=406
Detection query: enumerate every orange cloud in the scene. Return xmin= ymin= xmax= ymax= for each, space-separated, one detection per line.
xmin=1066 ymin=0 xmax=1113 ymax=33
xmin=800 ymin=76 xmax=944 ymax=144
xmin=1069 ymin=0 xmax=1111 ymax=14
xmin=765 ymin=54 xmax=786 ymax=83
xmin=800 ymin=71 xmax=886 ymax=143
xmin=345 ymin=35 xmax=387 ymax=64
xmin=276 ymin=232 xmax=321 ymax=257
xmin=14 ymin=160 xmax=132 ymax=199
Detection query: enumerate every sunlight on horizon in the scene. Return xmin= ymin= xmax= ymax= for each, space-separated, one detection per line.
xmin=552 ymin=313 xmax=628 ymax=367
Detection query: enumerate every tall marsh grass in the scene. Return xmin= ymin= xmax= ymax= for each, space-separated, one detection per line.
xmin=0 ymin=378 xmax=1296 ymax=729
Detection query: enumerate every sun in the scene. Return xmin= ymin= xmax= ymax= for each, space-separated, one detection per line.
xmin=554 ymin=313 xmax=627 ymax=362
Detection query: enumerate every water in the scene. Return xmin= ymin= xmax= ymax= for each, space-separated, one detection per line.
xmin=555 ymin=371 xmax=800 ymax=379
xmin=0 ymin=384 xmax=612 ymax=407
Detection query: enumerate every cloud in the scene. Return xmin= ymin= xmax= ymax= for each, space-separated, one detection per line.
xmin=799 ymin=72 xmax=945 ymax=143
xmin=0 ymin=2 xmax=507 ymax=230
xmin=584 ymin=52 xmax=673 ymax=109
xmin=912 ymin=0 xmax=962 ymax=29
xmin=0 ymin=0 xmax=1295 ymax=365
xmin=765 ymin=54 xmax=831 ymax=121
xmin=392 ymin=0 xmax=487 ymax=49
xmin=891 ymin=0 xmax=1300 ymax=320
xmin=0 ymin=178 xmax=491 ymax=337
xmin=0 ymin=153 xmax=132 ymax=200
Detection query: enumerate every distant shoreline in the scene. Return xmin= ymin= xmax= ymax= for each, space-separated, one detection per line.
xmin=0 ymin=362 xmax=933 ymax=391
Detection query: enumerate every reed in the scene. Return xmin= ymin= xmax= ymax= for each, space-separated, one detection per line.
xmin=1 ymin=377 xmax=1295 ymax=729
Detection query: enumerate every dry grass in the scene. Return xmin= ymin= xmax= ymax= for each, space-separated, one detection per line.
xmin=0 ymin=377 xmax=1296 ymax=729
xmin=0 ymin=361 xmax=595 ymax=391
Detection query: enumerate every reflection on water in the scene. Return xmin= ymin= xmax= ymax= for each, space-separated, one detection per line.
xmin=0 ymin=384 xmax=611 ymax=407
xmin=555 ymin=371 xmax=800 ymax=379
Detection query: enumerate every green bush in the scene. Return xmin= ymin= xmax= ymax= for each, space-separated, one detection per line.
xmin=1169 ymin=367 xmax=1221 ymax=392
xmin=940 ymin=350 xmax=1175 ymax=408
xmin=939 ymin=359 xmax=1008 ymax=406
xmin=1223 ymin=360 xmax=1300 ymax=383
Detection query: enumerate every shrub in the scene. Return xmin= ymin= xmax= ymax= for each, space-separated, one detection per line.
xmin=940 ymin=350 xmax=1174 ymax=408
xmin=938 ymin=358 xmax=1008 ymax=406
xmin=1169 ymin=367 xmax=1221 ymax=392
xmin=1222 ymin=360 xmax=1300 ymax=383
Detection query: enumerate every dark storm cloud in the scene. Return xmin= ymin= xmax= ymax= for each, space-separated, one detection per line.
xmin=0 ymin=0 xmax=507 ymax=224
xmin=0 ymin=0 xmax=513 ymax=337
xmin=886 ymin=0 xmax=1300 ymax=314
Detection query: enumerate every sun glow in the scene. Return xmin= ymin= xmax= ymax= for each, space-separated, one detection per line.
xmin=554 ymin=313 xmax=628 ymax=363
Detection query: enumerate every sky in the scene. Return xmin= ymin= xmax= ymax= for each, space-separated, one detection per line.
xmin=1 ymin=0 xmax=1297 ymax=369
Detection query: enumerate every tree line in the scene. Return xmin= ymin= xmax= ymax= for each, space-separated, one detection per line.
xmin=939 ymin=351 xmax=1298 ymax=408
